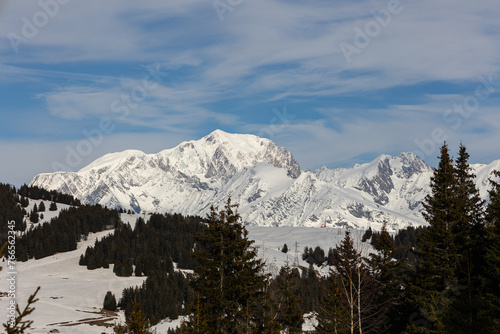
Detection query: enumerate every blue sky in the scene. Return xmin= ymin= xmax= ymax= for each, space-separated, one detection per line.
xmin=1 ymin=0 xmax=500 ymax=186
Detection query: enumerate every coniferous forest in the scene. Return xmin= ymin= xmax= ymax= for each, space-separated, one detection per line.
xmin=168 ymin=143 xmax=500 ymax=334
xmin=1 ymin=143 xmax=500 ymax=333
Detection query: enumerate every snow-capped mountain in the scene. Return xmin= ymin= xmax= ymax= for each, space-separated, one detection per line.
xmin=30 ymin=130 xmax=500 ymax=231
xmin=30 ymin=130 xmax=300 ymax=215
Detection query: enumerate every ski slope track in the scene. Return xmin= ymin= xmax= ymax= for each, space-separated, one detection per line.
xmin=30 ymin=130 xmax=500 ymax=231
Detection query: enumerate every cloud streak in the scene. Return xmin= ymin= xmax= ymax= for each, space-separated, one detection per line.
xmin=1 ymin=0 xmax=500 ymax=185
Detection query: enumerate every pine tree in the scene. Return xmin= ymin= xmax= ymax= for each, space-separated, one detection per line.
xmin=115 ymin=297 xmax=152 ymax=334
xmin=368 ymin=222 xmax=406 ymax=333
xmin=49 ymin=202 xmax=57 ymax=211
xmin=453 ymin=144 xmax=485 ymax=266
xmin=407 ymin=143 xmax=461 ymax=333
xmin=274 ymin=261 xmax=303 ymax=333
xmin=477 ymin=170 xmax=500 ymax=332
xmin=185 ymin=198 xmax=268 ymax=333
xmin=361 ymin=227 xmax=373 ymax=242
xmin=38 ymin=201 xmax=45 ymax=212
xmin=103 ymin=291 xmax=117 ymax=311
xmin=29 ymin=210 xmax=39 ymax=224
xmin=446 ymin=143 xmax=486 ymax=333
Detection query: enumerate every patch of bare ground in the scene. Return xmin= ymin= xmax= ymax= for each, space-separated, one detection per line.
xmin=47 ymin=309 xmax=119 ymax=328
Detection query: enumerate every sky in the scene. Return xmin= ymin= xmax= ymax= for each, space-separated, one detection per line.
xmin=1 ymin=0 xmax=500 ymax=186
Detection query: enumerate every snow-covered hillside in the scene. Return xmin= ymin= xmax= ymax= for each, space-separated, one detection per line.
xmin=0 ymin=201 xmax=363 ymax=334
xmin=30 ymin=130 xmax=500 ymax=231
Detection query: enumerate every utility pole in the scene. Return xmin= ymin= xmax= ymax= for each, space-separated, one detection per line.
xmin=293 ymin=241 xmax=300 ymax=268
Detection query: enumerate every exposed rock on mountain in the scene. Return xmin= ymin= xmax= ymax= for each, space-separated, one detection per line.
xmin=30 ymin=130 xmax=500 ymax=230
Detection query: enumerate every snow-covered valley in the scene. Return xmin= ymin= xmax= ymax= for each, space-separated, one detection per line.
xmin=0 ymin=199 xmax=366 ymax=333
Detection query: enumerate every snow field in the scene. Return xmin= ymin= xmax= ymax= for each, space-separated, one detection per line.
xmin=1 ymin=207 xmax=373 ymax=333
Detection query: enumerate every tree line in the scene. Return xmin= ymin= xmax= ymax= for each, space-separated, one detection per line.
xmin=0 ymin=184 xmax=79 ymax=246
xmin=16 ymin=205 xmax=121 ymax=261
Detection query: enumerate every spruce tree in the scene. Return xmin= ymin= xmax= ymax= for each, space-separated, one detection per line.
xmin=275 ymin=261 xmax=303 ymax=333
xmin=453 ymin=144 xmax=485 ymax=266
xmin=185 ymin=198 xmax=268 ymax=333
xmin=477 ymin=170 xmax=500 ymax=332
xmin=446 ymin=143 xmax=486 ymax=333
xmin=29 ymin=210 xmax=39 ymax=224
xmin=49 ymin=202 xmax=57 ymax=211
xmin=361 ymin=226 xmax=373 ymax=242
xmin=115 ymin=297 xmax=152 ymax=334
xmin=368 ymin=222 xmax=406 ymax=333
xmin=407 ymin=143 xmax=462 ymax=333
xmin=103 ymin=291 xmax=117 ymax=311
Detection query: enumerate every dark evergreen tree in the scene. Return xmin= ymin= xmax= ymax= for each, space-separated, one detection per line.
xmin=361 ymin=226 xmax=373 ymax=242
xmin=115 ymin=297 xmax=152 ymax=334
xmin=49 ymin=202 xmax=58 ymax=211
xmin=29 ymin=210 xmax=39 ymax=224
xmin=313 ymin=246 xmax=326 ymax=266
xmin=103 ymin=291 xmax=117 ymax=311
xmin=407 ymin=143 xmax=461 ymax=333
xmin=446 ymin=143 xmax=486 ymax=333
xmin=120 ymin=255 xmax=133 ymax=277
xmin=185 ymin=198 xmax=268 ymax=333
xmin=368 ymin=222 xmax=407 ymax=333
xmin=0 ymin=183 xmax=25 ymax=237
xmin=315 ymin=273 xmax=349 ymax=334
xmin=20 ymin=196 xmax=29 ymax=208
xmin=79 ymin=254 xmax=87 ymax=266
xmin=282 ymin=243 xmax=288 ymax=254
xmin=477 ymin=170 xmax=500 ymax=332
xmin=274 ymin=261 xmax=303 ymax=333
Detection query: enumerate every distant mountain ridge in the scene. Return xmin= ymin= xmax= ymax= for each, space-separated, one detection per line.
xmin=30 ymin=130 xmax=500 ymax=231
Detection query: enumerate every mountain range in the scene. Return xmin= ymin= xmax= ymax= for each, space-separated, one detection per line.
xmin=30 ymin=130 xmax=500 ymax=231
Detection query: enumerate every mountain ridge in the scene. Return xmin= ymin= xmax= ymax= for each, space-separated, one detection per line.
xmin=30 ymin=130 xmax=500 ymax=231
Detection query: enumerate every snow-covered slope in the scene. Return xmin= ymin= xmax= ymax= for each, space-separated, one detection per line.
xmin=30 ymin=130 xmax=500 ymax=231
xmin=0 ymin=205 xmax=361 ymax=333
xmin=31 ymin=130 xmax=300 ymax=214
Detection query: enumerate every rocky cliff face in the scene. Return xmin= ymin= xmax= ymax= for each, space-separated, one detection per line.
xmin=30 ymin=130 xmax=500 ymax=231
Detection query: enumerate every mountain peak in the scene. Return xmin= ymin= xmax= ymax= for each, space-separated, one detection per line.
xmin=156 ymin=130 xmax=300 ymax=180
xmin=33 ymin=133 xmax=499 ymax=231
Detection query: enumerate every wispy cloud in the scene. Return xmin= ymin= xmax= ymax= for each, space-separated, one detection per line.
xmin=2 ymin=0 xmax=500 ymax=184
